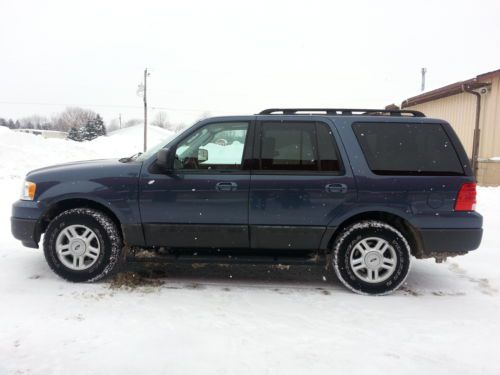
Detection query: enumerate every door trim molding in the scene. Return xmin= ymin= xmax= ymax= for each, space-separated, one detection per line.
xmin=144 ymin=223 xmax=249 ymax=248
xmin=250 ymin=225 xmax=326 ymax=250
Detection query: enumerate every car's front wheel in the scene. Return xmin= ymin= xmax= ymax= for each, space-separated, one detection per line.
xmin=333 ymin=220 xmax=411 ymax=295
xmin=43 ymin=208 xmax=123 ymax=282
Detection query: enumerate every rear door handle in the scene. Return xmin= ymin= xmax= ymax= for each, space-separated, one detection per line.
xmin=216 ymin=182 xmax=238 ymax=192
xmin=325 ymin=183 xmax=348 ymax=193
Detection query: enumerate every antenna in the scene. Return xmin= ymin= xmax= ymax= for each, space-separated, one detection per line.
xmin=421 ymin=67 xmax=427 ymax=92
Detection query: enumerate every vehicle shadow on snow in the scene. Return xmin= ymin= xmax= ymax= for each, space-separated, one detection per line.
xmin=18 ymin=252 xmax=486 ymax=297
xmin=15 ymin=248 xmax=342 ymax=294
xmin=111 ymin=263 xmax=344 ymax=295
xmin=108 ymin=261 xmax=481 ymax=297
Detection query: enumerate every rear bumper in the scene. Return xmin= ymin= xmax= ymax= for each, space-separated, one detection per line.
xmin=420 ymin=228 xmax=483 ymax=253
xmin=11 ymin=217 xmax=39 ymax=248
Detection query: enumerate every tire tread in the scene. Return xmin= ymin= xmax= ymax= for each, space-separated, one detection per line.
xmin=43 ymin=208 xmax=123 ymax=282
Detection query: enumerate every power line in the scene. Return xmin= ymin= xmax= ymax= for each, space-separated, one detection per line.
xmin=150 ymin=106 xmax=233 ymax=113
xmin=0 ymin=101 xmax=141 ymax=109
xmin=0 ymin=100 xmax=234 ymax=113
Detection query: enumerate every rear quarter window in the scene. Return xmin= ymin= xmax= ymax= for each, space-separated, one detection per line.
xmin=352 ymin=122 xmax=464 ymax=176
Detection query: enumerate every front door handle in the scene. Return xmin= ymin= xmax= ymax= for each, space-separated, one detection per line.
xmin=216 ymin=182 xmax=238 ymax=192
xmin=325 ymin=183 xmax=348 ymax=193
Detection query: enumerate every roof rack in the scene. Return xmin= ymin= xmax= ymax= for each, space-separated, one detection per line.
xmin=258 ymin=108 xmax=425 ymax=117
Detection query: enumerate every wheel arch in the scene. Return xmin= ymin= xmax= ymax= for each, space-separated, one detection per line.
xmin=326 ymin=211 xmax=424 ymax=258
xmin=39 ymin=198 xmax=123 ymax=239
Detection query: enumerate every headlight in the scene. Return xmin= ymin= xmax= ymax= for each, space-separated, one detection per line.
xmin=21 ymin=181 xmax=37 ymax=201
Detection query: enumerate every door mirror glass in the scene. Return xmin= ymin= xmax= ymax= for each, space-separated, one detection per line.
xmin=156 ymin=147 xmax=173 ymax=170
xmin=198 ymin=148 xmax=208 ymax=163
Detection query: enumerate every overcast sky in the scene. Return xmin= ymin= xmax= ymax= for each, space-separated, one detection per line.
xmin=1 ymin=0 xmax=499 ymax=125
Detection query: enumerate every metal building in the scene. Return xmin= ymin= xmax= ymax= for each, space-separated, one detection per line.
xmin=401 ymin=68 xmax=500 ymax=186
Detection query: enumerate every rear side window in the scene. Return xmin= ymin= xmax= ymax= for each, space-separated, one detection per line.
xmin=259 ymin=121 xmax=342 ymax=172
xmin=353 ymin=122 xmax=464 ymax=176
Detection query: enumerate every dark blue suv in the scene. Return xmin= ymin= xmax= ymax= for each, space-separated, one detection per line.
xmin=11 ymin=108 xmax=483 ymax=295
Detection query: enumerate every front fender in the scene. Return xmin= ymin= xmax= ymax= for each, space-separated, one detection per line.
xmin=37 ymin=179 xmax=140 ymax=225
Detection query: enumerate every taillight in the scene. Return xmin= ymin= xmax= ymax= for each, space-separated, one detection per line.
xmin=454 ymin=182 xmax=477 ymax=211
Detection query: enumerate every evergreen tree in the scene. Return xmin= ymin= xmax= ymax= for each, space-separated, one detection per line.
xmin=81 ymin=114 xmax=106 ymax=141
xmin=83 ymin=119 xmax=98 ymax=141
xmin=0 ymin=118 xmax=7 ymax=128
xmin=68 ymin=126 xmax=82 ymax=141
xmin=94 ymin=114 xmax=106 ymax=136
xmin=64 ymin=112 xmax=106 ymax=141
xmin=78 ymin=126 xmax=86 ymax=140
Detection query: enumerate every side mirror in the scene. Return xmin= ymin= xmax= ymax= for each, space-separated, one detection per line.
xmin=198 ymin=148 xmax=208 ymax=163
xmin=156 ymin=147 xmax=174 ymax=170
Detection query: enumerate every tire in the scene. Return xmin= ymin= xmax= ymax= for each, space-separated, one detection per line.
xmin=43 ymin=208 xmax=123 ymax=282
xmin=333 ymin=221 xmax=411 ymax=295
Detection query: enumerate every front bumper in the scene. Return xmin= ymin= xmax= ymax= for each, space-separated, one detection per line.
xmin=11 ymin=199 xmax=44 ymax=249
xmin=420 ymin=228 xmax=483 ymax=253
xmin=11 ymin=217 xmax=39 ymax=248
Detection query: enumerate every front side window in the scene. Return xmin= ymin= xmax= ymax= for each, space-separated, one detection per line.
xmin=259 ymin=121 xmax=342 ymax=172
xmin=352 ymin=122 xmax=464 ymax=175
xmin=174 ymin=122 xmax=248 ymax=171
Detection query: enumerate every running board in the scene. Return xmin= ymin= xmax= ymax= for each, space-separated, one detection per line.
xmin=126 ymin=251 xmax=325 ymax=266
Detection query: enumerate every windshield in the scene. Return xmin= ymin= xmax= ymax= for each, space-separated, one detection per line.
xmin=135 ymin=140 xmax=170 ymax=162
xmin=130 ymin=125 xmax=195 ymax=162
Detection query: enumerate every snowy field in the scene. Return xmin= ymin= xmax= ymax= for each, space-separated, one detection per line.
xmin=0 ymin=126 xmax=499 ymax=375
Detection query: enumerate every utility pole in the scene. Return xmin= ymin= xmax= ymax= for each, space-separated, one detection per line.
xmin=143 ymin=68 xmax=149 ymax=152
xmin=119 ymin=113 xmax=122 ymax=129
xmin=421 ymin=67 xmax=427 ymax=92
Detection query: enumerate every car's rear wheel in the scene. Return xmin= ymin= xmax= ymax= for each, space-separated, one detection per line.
xmin=43 ymin=208 xmax=123 ymax=282
xmin=333 ymin=221 xmax=411 ymax=295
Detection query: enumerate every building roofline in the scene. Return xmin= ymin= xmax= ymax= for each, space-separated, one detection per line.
xmin=401 ymin=68 xmax=500 ymax=108
xmin=477 ymin=68 xmax=500 ymax=80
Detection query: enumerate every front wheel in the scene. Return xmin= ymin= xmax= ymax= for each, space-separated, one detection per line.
xmin=333 ymin=221 xmax=411 ymax=295
xmin=43 ymin=208 xmax=123 ymax=282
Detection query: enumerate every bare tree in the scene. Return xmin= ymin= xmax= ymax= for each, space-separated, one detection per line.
xmin=151 ymin=111 xmax=170 ymax=129
xmin=19 ymin=115 xmax=50 ymax=129
xmin=52 ymin=107 xmax=97 ymax=132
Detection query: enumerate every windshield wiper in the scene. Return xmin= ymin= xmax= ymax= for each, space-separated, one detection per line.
xmin=119 ymin=152 xmax=142 ymax=163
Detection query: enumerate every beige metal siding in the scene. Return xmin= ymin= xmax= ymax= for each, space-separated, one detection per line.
xmin=479 ymin=75 xmax=500 ymax=159
xmin=477 ymin=161 xmax=500 ymax=186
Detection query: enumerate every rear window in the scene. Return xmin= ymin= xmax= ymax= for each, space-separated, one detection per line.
xmin=352 ymin=122 xmax=464 ymax=176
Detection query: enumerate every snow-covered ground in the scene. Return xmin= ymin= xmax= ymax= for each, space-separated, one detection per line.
xmin=0 ymin=126 xmax=499 ymax=375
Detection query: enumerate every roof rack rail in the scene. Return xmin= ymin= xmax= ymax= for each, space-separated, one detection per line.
xmin=258 ymin=108 xmax=425 ymax=117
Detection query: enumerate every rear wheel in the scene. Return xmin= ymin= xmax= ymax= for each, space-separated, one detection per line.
xmin=333 ymin=221 xmax=411 ymax=295
xmin=43 ymin=208 xmax=123 ymax=282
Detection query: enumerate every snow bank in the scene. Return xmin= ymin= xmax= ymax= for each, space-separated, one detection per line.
xmin=0 ymin=125 xmax=175 ymax=178
xmin=93 ymin=125 xmax=175 ymax=159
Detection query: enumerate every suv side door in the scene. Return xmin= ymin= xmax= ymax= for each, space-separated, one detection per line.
xmin=249 ymin=118 xmax=356 ymax=250
xmin=139 ymin=119 xmax=254 ymax=249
